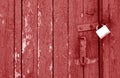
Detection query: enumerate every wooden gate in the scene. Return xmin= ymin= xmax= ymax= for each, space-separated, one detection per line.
xmin=0 ymin=0 xmax=120 ymax=78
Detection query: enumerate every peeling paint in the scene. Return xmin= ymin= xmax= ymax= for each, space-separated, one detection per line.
xmin=2 ymin=20 xmax=5 ymax=24
xmin=49 ymin=63 xmax=53 ymax=76
xmin=26 ymin=2 xmax=33 ymax=13
xmin=50 ymin=21 xmax=53 ymax=31
xmin=22 ymin=15 xmax=32 ymax=53
xmin=69 ymin=74 xmax=71 ymax=78
xmin=22 ymin=35 xmax=31 ymax=53
xmin=86 ymin=58 xmax=98 ymax=64
xmin=27 ymin=2 xmax=31 ymax=8
xmin=49 ymin=45 xmax=52 ymax=53
xmin=38 ymin=5 xmax=39 ymax=8
xmin=25 ymin=16 xmax=28 ymax=27
xmin=15 ymin=52 xmax=20 ymax=60
xmin=69 ymin=51 xmax=72 ymax=55
xmin=38 ymin=11 xmax=42 ymax=26
xmin=68 ymin=60 xmax=71 ymax=67
xmin=0 ymin=14 xmax=3 ymax=17
xmin=26 ymin=34 xmax=32 ymax=39
xmin=22 ymin=38 xmax=27 ymax=53
xmin=22 ymin=75 xmax=25 ymax=78
xmin=74 ymin=59 xmax=80 ymax=65
xmin=38 ymin=49 xmax=41 ymax=58
xmin=24 ymin=16 xmax=32 ymax=33
xmin=27 ymin=69 xmax=30 ymax=74
xmin=66 ymin=43 xmax=68 ymax=47
xmin=15 ymin=70 xmax=21 ymax=78
xmin=37 ymin=47 xmax=41 ymax=74
xmin=81 ymin=13 xmax=84 ymax=17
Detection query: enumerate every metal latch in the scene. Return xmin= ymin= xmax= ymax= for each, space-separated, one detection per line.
xmin=78 ymin=23 xmax=97 ymax=66
xmin=79 ymin=36 xmax=87 ymax=66
xmin=77 ymin=23 xmax=98 ymax=32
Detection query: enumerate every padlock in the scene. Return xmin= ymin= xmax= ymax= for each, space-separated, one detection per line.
xmin=96 ymin=25 xmax=110 ymax=39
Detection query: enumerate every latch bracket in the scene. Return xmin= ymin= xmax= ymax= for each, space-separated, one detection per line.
xmin=79 ymin=36 xmax=87 ymax=66
xmin=78 ymin=23 xmax=98 ymax=66
xmin=77 ymin=23 xmax=98 ymax=32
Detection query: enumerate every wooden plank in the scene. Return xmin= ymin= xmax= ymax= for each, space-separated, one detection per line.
xmin=69 ymin=0 xmax=83 ymax=78
xmin=22 ymin=0 xmax=38 ymax=78
xmin=102 ymin=0 xmax=120 ymax=78
xmin=83 ymin=0 xmax=99 ymax=78
xmin=0 ymin=0 xmax=8 ymax=77
xmin=37 ymin=0 xmax=53 ymax=78
xmin=100 ymin=0 xmax=109 ymax=78
xmin=0 ymin=0 xmax=14 ymax=78
xmin=69 ymin=0 xmax=99 ymax=78
xmin=54 ymin=0 xmax=68 ymax=78
xmin=14 ymin=0 xmax=22 ymax=78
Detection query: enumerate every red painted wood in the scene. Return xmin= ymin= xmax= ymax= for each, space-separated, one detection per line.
xmin=37 ymin=0 xmax=53 ymax=78
xmin=69 ymin=0 xmax=83 ymax=78
xmin=0 ymin=0 xmax=15 ymax=78
xmin=0 ymin=0 xmax=8 ymax=77
xmin=102 ymin=0 xmax=120 ymax=78
xmin=1 ymin=0 xmax=120 ymax=78
xmin=15 ymin=0 xmax=22 ymax=78
xmin=22 ymin=0 xmax=38 ymax=78
xmin=54 ymin=0 xmax=68 ymax=78
xmin=69 ymin=0 xmax=99 ymax=78
xmin=83 ymin=0 xmax=99 ymax=78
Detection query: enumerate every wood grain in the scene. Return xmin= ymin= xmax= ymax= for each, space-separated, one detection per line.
xmin=102 ymin=0 xmax=120 ymax=78
xmin=84 ymin=0 xmax=99 ymax=78
xmin=15 ymin=0 xmax=22 ymax=78
xmin=69 ymin=0 xmax=99 ymax=78
xmin=37 ymin=0 xmax=53 ymax=78
xmin=1 ymin=0 xmax=120 ymax=78
xmin=54 ymin=0 xmax=69 ymax=78
xmin=22 ymin=0 xmax=38 ymax=78
xmin=69 ymin=0 xmax=83 ymax=78
xmin=0 ymin=0 xmax=15 ymax=78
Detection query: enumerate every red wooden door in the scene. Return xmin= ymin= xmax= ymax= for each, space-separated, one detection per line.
xmin=0 ymin=0 xmax=120 ymax=78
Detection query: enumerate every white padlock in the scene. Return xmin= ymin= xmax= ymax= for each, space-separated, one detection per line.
xmin=96 ymin=25 xmax=110 ymax=39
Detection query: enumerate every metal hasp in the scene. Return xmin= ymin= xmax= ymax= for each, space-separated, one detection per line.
xmin=78 ymin=23 xmax=98 ymax=32
xmin=79 ymin=36 xmax=87 ymax=66
xmin=78 ymin=23 xmax=97 ymax=66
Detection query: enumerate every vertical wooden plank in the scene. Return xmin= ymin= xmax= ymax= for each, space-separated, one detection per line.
xmin=0 ymin=0 xmax=14 ymax=78
xmin=103 ymin=0 xmax=120 ymax=78
xmin=6 ymin=0 xmax=15 ymax=77
xmin=100 ymin=0 xmax=109 ymax=78
xmin=54 ymin=0 xmax=68 ymax=78
xmin=69 ymin=0 xmax=83 ymax=78
xmin=15 ymin=0 xmax=22 ymax=78
xmin=69 ymin=0 xmax=99 ymax=78
xmin=83 ymin=0 xmax=99 ymax=78
xmin=0 ymin=0 xmax=8 ymax=77
xmin=22 ymin=0 xmax=38 ymax=78
xmin=37 ymin=0 xmax=53 ymax=78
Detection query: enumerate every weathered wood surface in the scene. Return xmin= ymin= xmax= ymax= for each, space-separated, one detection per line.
xmin=54 ymin=0 xmax=68 ymax=78
xmin=22 ymin=0 xmax=38 ymax=77
xmin=37 ymin=0 xmax=53 ymax=78
xmin=1 ymin=0 xmax=120 ymax=78
xmin=102 ymin=0 xmax=120 ymax=78
xmin=69 ymin=0 xmax=99 ymax=78
xmin=15 ymin=0 xmax=22 ymax=78
xmin=0 ymin=0 xmax=14 ymax=78
xmin=69 ymin=0 xmax=83 ymax=78
xmin=83 ymin=0 xmax=99 ymax=78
